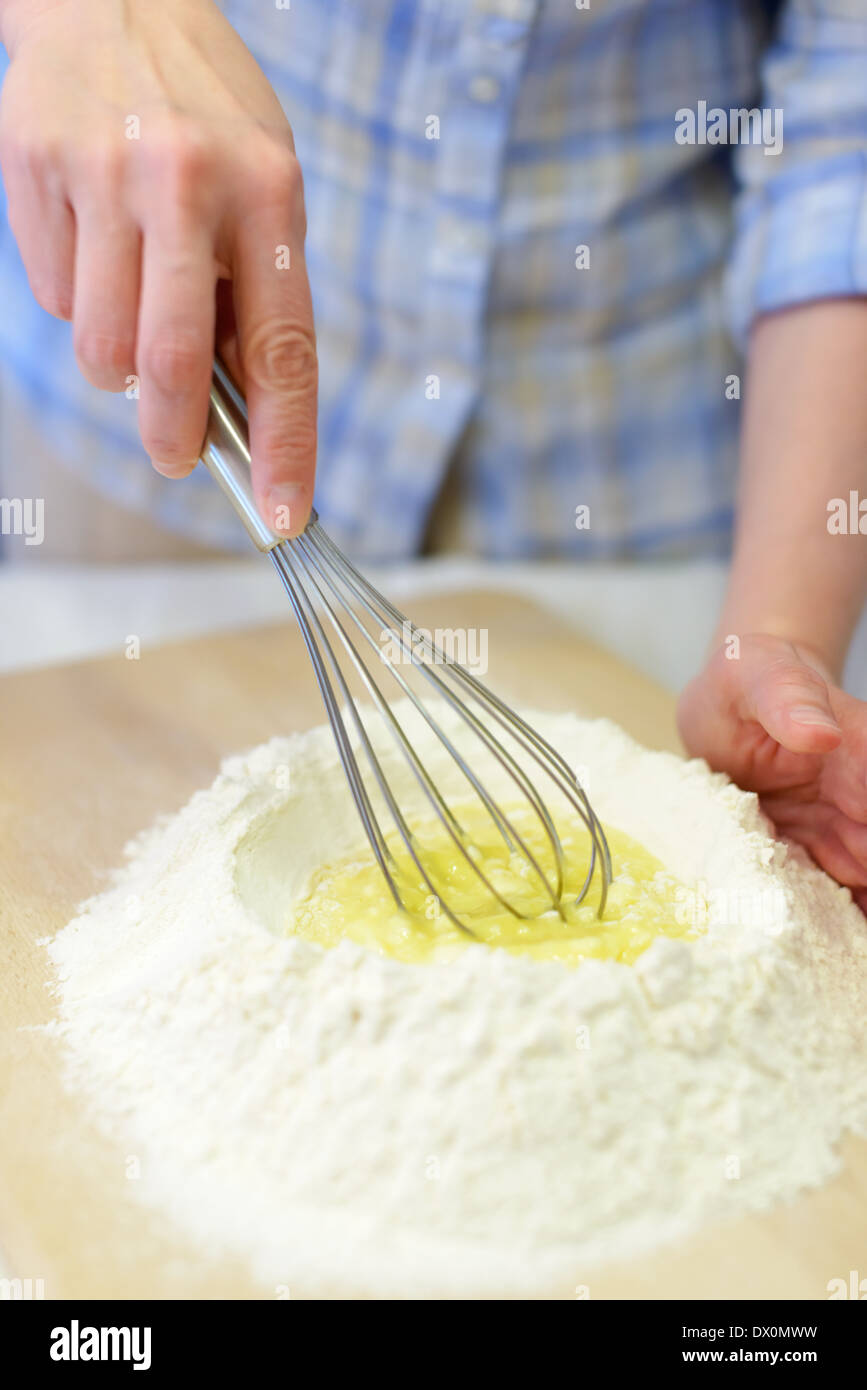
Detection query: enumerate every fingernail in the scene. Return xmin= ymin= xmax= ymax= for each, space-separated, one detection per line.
xmin=266 ymin=484 xmax=304 ymax=534
xmin=790 ymin=706 xmax=839 ymax=729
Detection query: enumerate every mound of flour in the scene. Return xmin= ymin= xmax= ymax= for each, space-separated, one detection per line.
xmin=45 ymin=707 xmax=867 ymax=1297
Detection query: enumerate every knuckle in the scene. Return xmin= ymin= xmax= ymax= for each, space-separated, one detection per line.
xmin=244 ymin=322 xmax=317 ymax=394
xmin=75 ymin=328 xmax=134 ymax=377
xmin=249 ymin=143 xmax=304 ymax=204
xmin=771 ymin=661 xmax=821 ymax=693
xmin=76 ymin=141 xmax=125 ymax=192
xmin=257 ymin=420 xmax=318 ymax=475
xmin=0 ymin=130 xmax=20 ymax=176
xmin=140 ymin=335 xmax=205 ymax=394
xmin=170 ymin=133 xmax=212 ymax=180
xmin=0 ymin=134 xmax=55 ymax=179
xmin=145 ymin=123 xmax=215 ymax=199
xmin=142 ymin=435 xmax=199 ymax=470
xmin=286 ymin=419 xmax=318 ymax=462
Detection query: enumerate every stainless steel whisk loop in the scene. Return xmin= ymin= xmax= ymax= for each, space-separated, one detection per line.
xmin=202 ymin=359 xmax=612 ymax=936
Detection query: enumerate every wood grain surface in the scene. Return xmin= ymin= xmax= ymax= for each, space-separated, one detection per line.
xmin=0 ymin=590 xmax=863 ymax=1300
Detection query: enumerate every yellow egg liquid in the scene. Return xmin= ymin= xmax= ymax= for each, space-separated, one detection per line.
xmin=289 ymin=803 xmax=697 ymax=967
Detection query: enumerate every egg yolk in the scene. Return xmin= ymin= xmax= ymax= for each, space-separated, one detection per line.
xmin=289 ymin=803 xmax=696 ymax=966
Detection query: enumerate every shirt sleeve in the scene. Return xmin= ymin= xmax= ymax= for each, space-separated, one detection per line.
xmin=725 ymin=0 xmax=867 ymax=347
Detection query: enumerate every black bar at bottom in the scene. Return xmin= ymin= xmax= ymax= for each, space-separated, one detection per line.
xmin=5 ymin=1296 xmax=864 ymax=1374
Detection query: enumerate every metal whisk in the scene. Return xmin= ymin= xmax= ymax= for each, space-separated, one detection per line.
xmin=201 ymin=358 xmax=611 ymax=935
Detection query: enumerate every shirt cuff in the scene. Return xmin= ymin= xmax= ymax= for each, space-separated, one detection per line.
xmin=725 ymin=150 xmax=867 ymax=348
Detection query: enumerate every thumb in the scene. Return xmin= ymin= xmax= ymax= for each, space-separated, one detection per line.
xmin=743 ymin=651 xmax=842 ymax=755
xmin=233 ymin=195 xmax=317 ymax=539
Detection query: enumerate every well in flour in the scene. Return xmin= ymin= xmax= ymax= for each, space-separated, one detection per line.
xmin=43 ymin=706 xmax=867 ymax=1296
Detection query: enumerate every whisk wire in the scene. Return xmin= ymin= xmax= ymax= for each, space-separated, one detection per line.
xmin=309 ymin=519 xmax=612 ymax=914
xmin=304 ymin=525 xmax=569 ymax=885
xmin=274 ymin=543 xmax=518 ymax=935
xmin=202 ymin=359 xmax=612 ymax=932
xmin=294 ymin=528 xmax=567 ymax=919
xmin=270 ymin=546 xmax=402 ymax=909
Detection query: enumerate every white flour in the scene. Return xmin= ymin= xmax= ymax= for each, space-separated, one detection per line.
xmin=45 ymin=707 xmax=867 ymax=1297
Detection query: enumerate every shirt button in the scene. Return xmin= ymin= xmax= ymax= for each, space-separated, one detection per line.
xmin=468 ymin=74 xmax=501 ymax=103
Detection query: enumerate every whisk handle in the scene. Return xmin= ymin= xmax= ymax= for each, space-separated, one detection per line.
xmin=199 ymin=358 xmax=283 ymax=552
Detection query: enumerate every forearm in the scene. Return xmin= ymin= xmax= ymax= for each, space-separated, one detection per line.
xmin=715 ymin=299 xmax=867 ymax=682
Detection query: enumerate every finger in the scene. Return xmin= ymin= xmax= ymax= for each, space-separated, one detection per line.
xmin=765 ymin=810 xmax=841 ymax=880
xmin=743 ymin=655 xmax=842 ymax=755
xmin=136 ymin=222 xmax=216 ymax=477
xmin=72 ymin=204 xmax=140 ymax=391
xmin=833 ymin=815 xmax=867 ymax=873
xmin=232 ymin=154 xmax=317 ymax=536
xmin=805 ymin=824 xmax=867 ymax=890
xmin=2 ymin=157 xmax=75 ymax=319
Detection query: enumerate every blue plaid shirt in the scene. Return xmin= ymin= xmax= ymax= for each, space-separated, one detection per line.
xmin=1 ymin=0 xmax=866 ymax=560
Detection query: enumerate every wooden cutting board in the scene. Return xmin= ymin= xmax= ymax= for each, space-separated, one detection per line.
xmin=0 ymin=589 xmax=864 ymax=1300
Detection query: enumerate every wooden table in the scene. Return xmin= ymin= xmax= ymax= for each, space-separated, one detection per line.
xmin=1 ymin=591 xmax=863 ymax=1299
